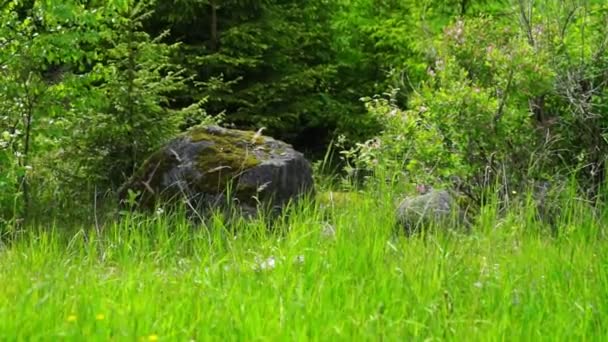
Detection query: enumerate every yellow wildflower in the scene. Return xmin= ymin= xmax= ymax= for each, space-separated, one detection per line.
xmin=67 ymin=315 xmax=77 ymax=322
xmin=148 ymin=334 xmax=159 ymax=341
xmin=96 ymin=314 xmax=105 ymax=321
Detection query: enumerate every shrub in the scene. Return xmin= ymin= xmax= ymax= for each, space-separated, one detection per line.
xmin=349 ymin=17 xmax=553 ymax=199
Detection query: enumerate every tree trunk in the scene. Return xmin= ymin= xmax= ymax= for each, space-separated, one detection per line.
xmin=21 ymin=74 xmax=34 ymax=224
xmin=460 ymin=0 xmax=469 ymax=16
xmin=210 ymin=1 xmax=218 ymax=51
xmin=127 ymin=7 xmax=137 ymax=176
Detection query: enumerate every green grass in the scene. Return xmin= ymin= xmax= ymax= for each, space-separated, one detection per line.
xmin=0 ymin=188 xmax=607 ymax=341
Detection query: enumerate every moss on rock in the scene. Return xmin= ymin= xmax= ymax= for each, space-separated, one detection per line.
xmin=187 ymin=126 xmax=262 ymax=193
xmin=189 ymin=125 xmax=264 ymax=145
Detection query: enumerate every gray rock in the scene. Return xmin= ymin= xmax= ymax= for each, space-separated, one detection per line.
xmin=396 ymin=188 xmax=463 ymax=234
xmin=528 ymin=180 xmax=561 ymax=228
xmin=119 ymin=125 xmax=314 ymax=217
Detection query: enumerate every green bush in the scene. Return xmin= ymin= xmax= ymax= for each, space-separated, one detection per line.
xmin=349 ymin=18 xmax=551 ymax=194
xmin=345 ymin=2 xmax=608 ymax=202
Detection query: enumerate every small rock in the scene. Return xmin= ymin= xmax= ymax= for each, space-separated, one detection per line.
xmin=396 ymin=187 xmax=463 ymax=234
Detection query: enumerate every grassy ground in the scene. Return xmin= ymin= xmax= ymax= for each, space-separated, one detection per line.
xmin=0 ymin=187 xmax=606 ymax=341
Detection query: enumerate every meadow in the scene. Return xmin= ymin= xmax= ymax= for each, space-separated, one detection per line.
xmin=2 ymin=1 xmax=608 ymax=340
xmin=1 ymin=185 xmax=606 ymax=341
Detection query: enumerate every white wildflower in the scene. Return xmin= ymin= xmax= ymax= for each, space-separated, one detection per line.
xmin=254 ymin=256 xmax=277 ymax=271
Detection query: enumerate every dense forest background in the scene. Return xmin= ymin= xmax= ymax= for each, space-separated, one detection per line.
xmin=1 ymin=0 xmax=607 ymax=225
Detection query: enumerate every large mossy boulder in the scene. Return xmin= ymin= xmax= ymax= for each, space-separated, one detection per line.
xmin=119 ymin=125 xmax=314 ymax=216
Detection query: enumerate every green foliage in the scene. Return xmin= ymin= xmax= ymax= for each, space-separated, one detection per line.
xmin=344 ymin=1 xmax=608 ymax=201
xmin=63 ymin=0 xmax=211 ymax=187
xmin=537 ymin=1 xmax=608 ymax=192
xmin=151 ymin=0 xmax=380 ymax=151
xmin=348 ymin=17 xmax=550 ymax=191
xmin=0 ymin=1 xmax=103 ymax=222
xmin=1 ymin=0 xmax=607 ymax=222
xmin=0 ymin=0 xmax=215 ymax=223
